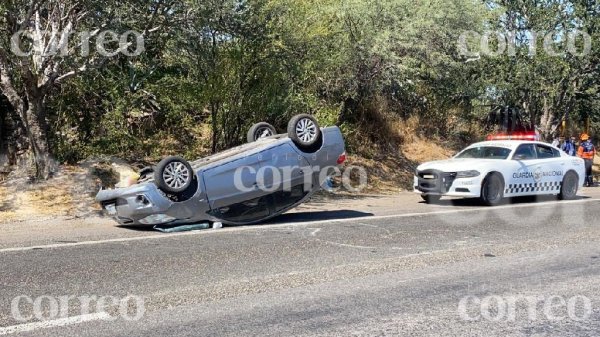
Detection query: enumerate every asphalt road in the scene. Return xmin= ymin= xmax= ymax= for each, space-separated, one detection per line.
xmin=1 ymin=190 xmax=600 ymax=336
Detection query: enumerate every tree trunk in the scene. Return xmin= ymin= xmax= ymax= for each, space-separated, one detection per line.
xmin=0 ymin=98 xmax=8 ymax=169
xmin=0 ymin=85 xmax=52 ymax=179
xmin=539 ymin=96 xmax=555 ymax=141
xmin=210 ymin=101 xmax=219 ymax=154
xmin=0 ymin=89 xmax=29 ymax=171
xmin=22 ymin=90 xmax=52 ymax=179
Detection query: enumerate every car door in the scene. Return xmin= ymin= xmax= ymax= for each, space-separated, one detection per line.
xmin=256 ymin=143 xmax=311 ymax=193
xmin=508 ymin=143 xmax=540 ymax=196
xmin=534 ymin=144 xmax=564 ymax=194
xmin=256 ymin=143 xmax=312 ymax=215
xmin=202 ymin=154 xmax=265 ymax=210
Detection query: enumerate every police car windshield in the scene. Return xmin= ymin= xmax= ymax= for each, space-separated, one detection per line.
xmin=455 ymin=146 xmax=511 ymax=160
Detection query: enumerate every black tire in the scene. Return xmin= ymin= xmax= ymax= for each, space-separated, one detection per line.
xmin=247 ymin=122 xmax=276 ymax=142
xmin=480 ymin=173 xmax=504 ymax=206
xmin=139 ymin=166 xmax=154 ymax=180
xmin=287 ymin=114 xmax=322 ymax=150
xmin=154 ymin=156 xmax=194 ymax=194
xmin=559 ymin=171 xmax=579 ymax=200
xmin=421 ymin=194 xmax=441 ymax=204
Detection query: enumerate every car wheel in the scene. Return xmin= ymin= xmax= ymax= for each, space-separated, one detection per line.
xmin=154 ymin=156 xmax=194 ymax=194
xmin=480 ymin=173 xmax=504 ymax=206
xmin=559 ymin=171 xmax=578 ymax=200
xmin=421 ymin=194 xmax=441 ymax=203
xmin=287 ymin=114 xmax=322 ymax=150
xmin=247 ymin=122 xmax=276 ymax=142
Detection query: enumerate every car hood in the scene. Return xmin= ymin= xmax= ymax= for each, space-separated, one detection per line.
xmin=417 ymin=158 xmax=505 ymax=173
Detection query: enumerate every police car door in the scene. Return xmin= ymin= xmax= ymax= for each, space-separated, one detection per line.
xmin=534 ymin=143 xmax=564 ymax=195
xmin=508 ymin=143 xmax=540 ymax=196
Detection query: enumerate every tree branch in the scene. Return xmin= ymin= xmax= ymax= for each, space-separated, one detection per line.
xmin=0 ymin=53 xmax=25 ymax=113
xmin=19 ymin=0 xmax=40 ymax=31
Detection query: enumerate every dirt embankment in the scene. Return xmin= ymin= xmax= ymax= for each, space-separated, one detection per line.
xmin=342 ymin=115 xmax=457 ymax=194
xmin=0 ymin=167 xmax=93 ymax=222
xmin=0 ymin=159 xmax=139 ymax=222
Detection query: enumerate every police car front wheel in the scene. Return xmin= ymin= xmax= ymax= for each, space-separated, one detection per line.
xmin=421 ymin=194 xmax=441 ymax=204
xmin=480 ymin=173 xmax=504 ymax=206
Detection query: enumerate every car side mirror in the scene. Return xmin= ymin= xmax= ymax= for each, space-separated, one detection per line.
xmin=514 ymin=154 xmax=526 ymax=160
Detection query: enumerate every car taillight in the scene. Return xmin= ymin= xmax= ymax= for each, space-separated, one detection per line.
xmin=337 ymin=152 xmax=347 ymax=164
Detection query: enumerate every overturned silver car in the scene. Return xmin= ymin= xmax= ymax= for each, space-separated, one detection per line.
xmin=96 ymin=114 xmax=346 ymax=226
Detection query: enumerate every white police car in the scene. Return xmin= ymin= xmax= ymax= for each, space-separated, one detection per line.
xmin=414 ymin=140 xmax=586 ymax=205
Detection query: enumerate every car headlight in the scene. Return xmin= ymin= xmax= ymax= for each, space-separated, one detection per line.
xmin=456 ymin=170 xmax=481 ymax=178
xmin=139 ymin=214 xmax=177 ymax=225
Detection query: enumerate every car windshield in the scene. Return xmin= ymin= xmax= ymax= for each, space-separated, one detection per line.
xmin=455 ymin=146 xmax=511 ymax=160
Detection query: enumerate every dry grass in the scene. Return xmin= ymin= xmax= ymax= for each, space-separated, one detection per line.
xmin=19 ymin=186 xmax=75 ymax=215
xmin=143 ymin=123 xmax=213 ymax=163
xmin=0 ymin=179 xmax=75 ymax=221
xmin=0 ymin=186 xmax=18 ymax=220
xmin=399 ymin=116 xmax=454 ymax=164
xmin=0 ymin=165 xmax=102 ymax=223
xmin=344 ymin=155 xmax=414 ymax=193
xmin=402 ymin=138 xmax=453 ymax=164
xmin=341 ymin=115 xmax=455 ymax=193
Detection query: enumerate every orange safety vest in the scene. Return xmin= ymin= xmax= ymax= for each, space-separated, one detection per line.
xmin=577 ymin=141 xmax=596 ymax=160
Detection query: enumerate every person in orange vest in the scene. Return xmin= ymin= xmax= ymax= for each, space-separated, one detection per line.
xmin=577 ymin=133 xmax=596 ymax=187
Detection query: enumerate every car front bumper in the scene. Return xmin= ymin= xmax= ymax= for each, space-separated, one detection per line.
xmin=413 ymin=170 xmax=482 ymax=198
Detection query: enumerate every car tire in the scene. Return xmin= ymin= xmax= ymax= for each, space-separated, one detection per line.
xmin=247 ymin=122 xmax=276 ymax=142
xmin=421 ymin=194 xmax=441 ymax=204
xmin=480 ymin=172 xmax=504 ymax=206
xmin=139 ymin=166 xmax=154 ymax=180
xmin=154 ymin=156 xmax=194 ymax=194
xmin=287 ymin=114 xmax=322 ymax=150
xmin=559 ymin=171 xmax=579 ymax=200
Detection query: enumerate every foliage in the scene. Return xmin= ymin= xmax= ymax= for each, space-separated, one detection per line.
xmin=0 ymin=0 xmax=599 ymax=173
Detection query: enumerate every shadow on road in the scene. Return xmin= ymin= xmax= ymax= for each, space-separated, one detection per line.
xmin=265 ymin=210 xmax=374 ymax=225
xmin=424 ymin=195 xmax=591 ymax=207
xmin=119 ymin=210 xmax=374 ymax=232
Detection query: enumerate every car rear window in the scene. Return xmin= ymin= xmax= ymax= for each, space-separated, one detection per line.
xmin=512 ymin=144 xmax=537 ymax=160
xmin=536 ymin=144 xmax=561 ymax=158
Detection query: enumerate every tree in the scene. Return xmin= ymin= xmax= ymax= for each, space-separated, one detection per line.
xmin=0 ymin=0 xmax=172 ymax=178
xmin=478 ymin=0 xmax=600 ymax=140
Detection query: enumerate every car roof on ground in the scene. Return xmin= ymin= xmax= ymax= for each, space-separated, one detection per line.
xmin=466 ymin=140 xmax=555 ymax=150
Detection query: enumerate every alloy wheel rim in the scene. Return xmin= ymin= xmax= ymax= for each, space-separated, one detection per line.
xmin=256 ymin=127 xmax=273 ymax=139
xmin=295 ymin=118 xmax=317 ymax=143
xmin=163 ymin=162 xmax=190 ymax=189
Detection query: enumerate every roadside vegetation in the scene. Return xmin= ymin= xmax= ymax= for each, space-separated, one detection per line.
xmin=0 ymin=0 xmax=599 ymax=191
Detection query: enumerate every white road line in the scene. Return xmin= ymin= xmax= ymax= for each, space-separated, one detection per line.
xmin=0 ymin=197 xmax=597 ymax=254
xmin=0 ymin=313 xmax=111 ymax=335
xmin=0 ymin=231 xmax=203 ymax=253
